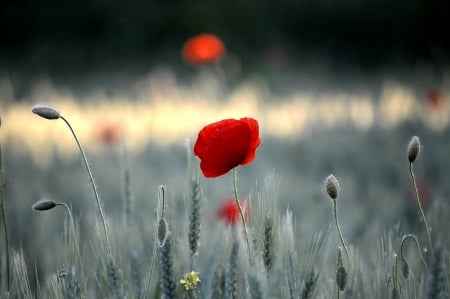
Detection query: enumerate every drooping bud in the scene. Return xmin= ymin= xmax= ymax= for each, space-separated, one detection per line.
xmin=401 ymin=255 xmax=410 ymax=279
xmin=407 ymin=136 xmax=420 ymax=163
xmin=31 ymin=104 xmax=61 ymax=120
xmin=326 ymin=174 xmax=340 ymax=200
xmin=32 ymin=199 xmax=58 ymax=211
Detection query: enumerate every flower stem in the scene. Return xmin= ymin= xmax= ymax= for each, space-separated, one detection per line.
xmin=0 ymin=142 xmax=11 ymax=291
xmin=409 ymin=162 xmax=433 ymax=253
xmin=232 ymin=168 xmax=253 ymax=266
xmin=60 ymin=116 xmax=112 ymax=256
xmin=56 ymin=202 xmax=85 ymax=278
xmin=333 ymin=199 xmax=349 ymax=263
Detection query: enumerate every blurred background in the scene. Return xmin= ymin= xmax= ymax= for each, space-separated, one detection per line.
xmin=1 ymin=0 xmax=450 ymax=97
xmin=1 ymin=0 xmax=450 ymax=292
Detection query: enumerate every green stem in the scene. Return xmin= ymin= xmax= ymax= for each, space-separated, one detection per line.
xmin=392 ymin=254 xmax=398 ymax=291
xmin=409 ymin=163 xmax=433 ymax=253
xmin=232 ymin=168 xmax=253 ymax=266
xmin=56 ymin=202 xmax=85 ymax=278
xmin=0 ymin=142 xmax=11 ymax=291
xmin=143 ymin=217 xmax=158 ymax=299
xmin=60 ymin=116 xmax=112 ymax=256
xmin=333 ymin=199 xmax=349 ymax=263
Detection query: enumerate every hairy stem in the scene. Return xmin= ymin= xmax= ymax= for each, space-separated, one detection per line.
xmin=60 ymin=115 xmax=112 ymax=256
xmin=333 ymin=199 xmax=349 ymax=263
xmin=56 ymin=202 xmax=85 ymax=278
xmin=232 ymin=167 xmax=253 ymax=266
xmin=409 ymin=163 xmax=433 ymax=253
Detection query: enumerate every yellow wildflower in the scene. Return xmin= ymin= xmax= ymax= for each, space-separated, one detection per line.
xmin=180 ymin=271 xmax=201 ymax=291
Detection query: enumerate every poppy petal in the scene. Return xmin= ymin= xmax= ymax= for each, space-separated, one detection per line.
xmin=194 ymin=117 xmax=260 ymax=178
xmin=239 ymin=117 xmax=260 ymax=165
xmin=217 ymin=199 xmax=249 ymax=225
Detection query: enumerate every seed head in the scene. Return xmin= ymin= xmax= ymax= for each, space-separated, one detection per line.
xmin=32 ymin=199 xmax=58 ymax=211
xmin=336 ymin=247 xmax=347 ymax=291
xmin=336 ymin=266 xmax=347 ymax=291
xmin=157 ymin=218 xmax=169 ymax=247
xmin=32 ymin=104 xmax=61 ymax=120
xmin=407 ymin=136 xmax=420 ymax=163
xmin=326 ymin=174 xmax=340 ymax=200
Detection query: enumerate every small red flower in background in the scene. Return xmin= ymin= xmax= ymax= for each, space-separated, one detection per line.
xmin=217 ymin=199 xmax=249 ymax=225
xmin=426 ymin=89 xmax=445 ymax=111
xmin=95 ymin=122 xmax=124 ymax=145
xmin=194 ymin=117 xmax=260 ymax=178
xmin=181 ymin=33 xmax=225 ymax=65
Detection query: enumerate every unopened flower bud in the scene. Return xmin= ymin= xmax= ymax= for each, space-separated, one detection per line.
xmin=401 ymin=255 xmax=409 ymax=279
xmin=407 ymin=136 xmax=420 ymax=163
xmin=326 ymin=174 xmax=340 ymax=200
xmin=32 ymin=199 xmax=58 ymax=211
xmin=32 ymin=105 xmax=61 ymax=120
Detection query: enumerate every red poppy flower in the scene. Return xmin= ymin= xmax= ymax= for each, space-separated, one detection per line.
xmin=96 ymin=122 xmax=123 ymax=145
xmin=194 ymin=117 xmax=260 ymax=178
xmin=217 ymin=199 xmax=249 ymax=225
xmin=426 ymin=89 xmax=445 ymax=111
xmin=181 ymin=33 xmax=225 ymax=65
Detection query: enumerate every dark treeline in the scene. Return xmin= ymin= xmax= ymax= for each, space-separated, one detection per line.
xmin=1 ymin=0 xmax=449 ymax=97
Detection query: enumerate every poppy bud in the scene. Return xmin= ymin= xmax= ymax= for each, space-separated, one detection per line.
xmin=401 ymin=255 xmax=409 ymax=279
xmin=326 ymin=175 xmax=340 ymax=200
xmin=32 ymin=199 xmax=58 ymax=211
xmin=407 ymin=136 xmax=420 ymax=163
xmin=32 ymin=104 xmax=61 ymax=120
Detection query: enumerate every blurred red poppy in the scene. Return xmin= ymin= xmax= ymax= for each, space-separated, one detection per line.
xmin=96 ymin=122 xmax=123 ymax=145
xmin=217 ymin=199 xmax=249 ymax=225
xmin=426 ymin=89 xmax=445 ymax=110
xmin=181 ymin=33 xmax=225 ymax=65
xmin=194 ymin=117 xmax=260 ymax=178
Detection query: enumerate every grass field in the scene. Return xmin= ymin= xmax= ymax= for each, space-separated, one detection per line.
xmin=0 ymin=71 xmax=449 ymax=298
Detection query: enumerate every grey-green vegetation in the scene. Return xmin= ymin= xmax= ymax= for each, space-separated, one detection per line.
xmin=0 ymin=108 xmax=449 ymax=299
